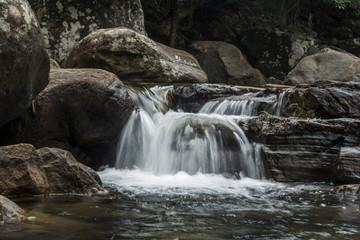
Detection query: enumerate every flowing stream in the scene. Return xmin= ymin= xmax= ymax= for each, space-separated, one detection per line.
xmin=1 ymin=86 xmax=359 ymax=240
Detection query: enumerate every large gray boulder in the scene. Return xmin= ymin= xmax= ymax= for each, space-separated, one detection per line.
xmin=0 ymin=69 xmax=134 ymax=169
xmin=287 ymin=48 xmax=360 ymax=85
xmin=28 ymin=0 xmax=146 ymax=63
xmin=190 ymin=41 xmax=266 ymax=87
xmin=65 ymin=28 xmax=208 ymax=84
xmin=0 ymin=0 xmax=50 ymax=127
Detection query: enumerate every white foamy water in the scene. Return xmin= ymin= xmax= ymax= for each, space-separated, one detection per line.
xmin=99 ymin=168 xmax=308 ymax=198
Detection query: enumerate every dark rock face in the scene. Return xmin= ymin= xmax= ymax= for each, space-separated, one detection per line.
xmin=190 ymin=41 xmax=266 ymax=86
xmin=28 ymin=0 xmax=146 ymax=63
xmin=280 ymin=81 xmax=360 ymax=119
xmin=287 ymin=48 xmax=360 ymax=85
xmin=0 ymin=195 xmax=24 ymax=224
xmin=337 ymin=38 xmax=360 ymax=57
xmin=0 ymin=144 xmax=105 ymax=196
xmin=240 ymin=115 xmax=360 ymax=183
xmin=0 ymin=0 xmax=50 ymax=127
xmin=0 ymin=69 xmax=135 ymax=170
xmin=335 ymin=147 xmax=360 ymax=183
xmin=65 ymin=28 xmax=208 ymax=84
xmin=171 ymin=84 xmax=262 ymax=112
xmin=240 ymin=28 xmax=317 ymax=79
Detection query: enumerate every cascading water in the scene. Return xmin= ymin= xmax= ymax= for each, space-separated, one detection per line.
xmin=115 ymin=86 xmax=266 ymax=178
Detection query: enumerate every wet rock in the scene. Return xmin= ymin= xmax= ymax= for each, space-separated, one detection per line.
xmin=28 ymin=0 xmax=146 ymax=63
xmin=65 ymin=28 xmax=207 ymax=84
xmin=240 ymin=115 xmax=360 ymax=182
xmin=240 ymin=28 xmax=317 ymax=79
xmin=0 ymin=195 xmax=24 ymax=224
xmin=190 ymin=41 xmax=266 ymax=86
xmin=37 ymin=147 xmax=104 ymax=194
xmin=0 ymin=0 xmax=50 ymax=127
xmin=0 ymin=143 xmax=105 ymax=196
xmin=171 ymin=84 xmax=262 ymax=112
xmin=0 ymin=69 xmax=135 ymax=170
xmin=335 ymin=147 xmax=360 ymax=183
xmin=0 ymin=144 xmax=48 ymax=196
xmin=287 ymin=48 xmax=360 ymax=85
xmin=280 ymin=81 xmax=360 ymax=119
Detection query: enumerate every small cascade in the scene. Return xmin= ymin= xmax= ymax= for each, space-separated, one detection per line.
xmin=199 ymin=91 xmax=286 ymax=116
xmin=116 ymin=86 xmax=271 ymax=179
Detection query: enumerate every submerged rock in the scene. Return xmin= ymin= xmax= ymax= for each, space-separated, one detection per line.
xmin=280 ymin=81 xmax=360 ymax=119
xmin=28 ymin=0 xmax=146 ymax=63
xmin=0 ymin=195 xmax=24 ymax=224
xmin=287 ymin=48 xmax=360 ymax=85
xmin=65 ymin=28 xmax=208 ymax=84
xmin=0 ymin=0 xmax=49 ymax=127
xmin=0 ymin=69 xmax=134 ymax=170
xmin=240 ymin=115 xmax=360 ymax=183
xmin=190 ymin=41 xmax=266 ymax=86
xmin=0 ymin=144 xmax=105 ymax=196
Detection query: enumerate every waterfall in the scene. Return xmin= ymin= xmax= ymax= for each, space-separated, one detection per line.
xmin=116 ymin=86 xmax=271 ymax=179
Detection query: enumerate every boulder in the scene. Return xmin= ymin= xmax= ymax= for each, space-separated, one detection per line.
xmin=65 ymin=28 xmax=208 ymax=84
xmin=171 ymin=84 xmax=262 ymax=112
xmin=0 ymin=143 xmax=105 ymax=196
xmin=0 ymin=0 xmax=49 ymax=127
xmin=287 ymin=48 xmax=360 ymax=85
xmin=335 ymin=147 xmax=360 ymax=183
xmin=280 ymin=81 xmax=360 ymax=119
xmin=0 ymin=144 xmax=48 ymax=196
xmin=239 ymin=115 xmax=360 ymax=182
xmin=37 ymin=147 xmax=104 ymax=194
xmin=28 ymin=0 xmax=146 ymax=63
xmin=190 ymin=41 xmax=266 ymax=86
xmin=240 ymin=28 xmax=317 ymax=79
xmin=0 ymin=195 xmax=24 ymax=224
xmin=0 ymin=69 xmax=135 ymax=169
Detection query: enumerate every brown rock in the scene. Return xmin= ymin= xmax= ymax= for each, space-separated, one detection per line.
xmin=37 ymin=147 xmax=104 ymax=194
xmin=65 ymin=28 xmax=208 ymax=84
xmin=0 ymin=144 xmax=48 ymax=196
xmin=0 ymin=0 xmax=50 ymax=127
xmin=190 ymin=41 xmax=266 ymax=86
xmin=0 ymin=144 xmax=106 ymax=196
xmin=0 ymin=69 xmax=135 ymax=170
